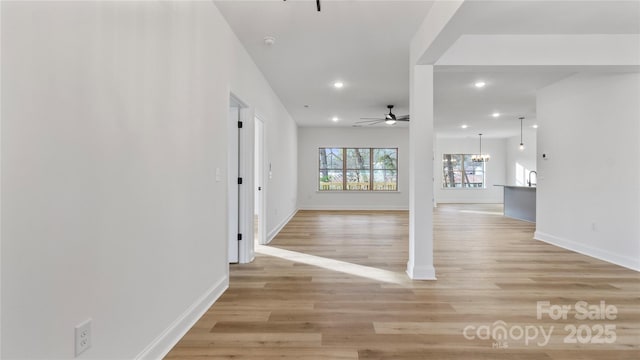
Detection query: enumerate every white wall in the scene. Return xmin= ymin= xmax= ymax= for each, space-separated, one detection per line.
xmin=435 ymin=137 xmax=506 ymax=203
xmin=1 ymin=1 xmax=297 ymax=358
xmin=505 ymin=129 xmax=537 ymax=186
xmin=298 ymin=127 xmax=409 ymax=210
xmin=536 ymin=72 xmax=640 ymax=271
xmin=263 ymin=111 xmax=298 ymax=239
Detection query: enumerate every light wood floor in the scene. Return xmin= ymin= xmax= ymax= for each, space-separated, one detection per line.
xmin=166 ymin=204 xmax=640 ymax=359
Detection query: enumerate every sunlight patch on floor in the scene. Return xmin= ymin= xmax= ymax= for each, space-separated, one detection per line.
xmin=458 ymin=209 xmax=503 ymax=216
xmin=255 ymin=245 xmax=408 ymax=285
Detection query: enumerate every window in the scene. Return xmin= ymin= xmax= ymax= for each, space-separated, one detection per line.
xmin=319 ymin=148 xmax=398 ymax=191
xmin=442 ymin=154 xmax=485 ymax=188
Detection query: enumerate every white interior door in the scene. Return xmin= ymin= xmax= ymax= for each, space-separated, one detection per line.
xmin=228 ymin=106 xmax=239 ymax=263
xmin=254 ymin=117 xmax=266 ymax=245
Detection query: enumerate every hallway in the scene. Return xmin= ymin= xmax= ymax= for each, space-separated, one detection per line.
xmin=166 ymin=205 xmax=640 ymax=359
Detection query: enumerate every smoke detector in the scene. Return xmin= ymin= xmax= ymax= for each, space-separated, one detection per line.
xmin=264 ymin=36 xmax=275 ymax=46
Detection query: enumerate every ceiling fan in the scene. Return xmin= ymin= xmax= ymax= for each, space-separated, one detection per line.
xmin=354 ymin=105 xmax=410 ymax=126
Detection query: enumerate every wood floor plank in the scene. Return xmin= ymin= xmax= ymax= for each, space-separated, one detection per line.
xmin=165 ymin=205 xmax=640 ymax=359
xmin=175 ymin=332 xmax=322 ymax=347
xmin=166 ymin=347 xmax=359 ymax=360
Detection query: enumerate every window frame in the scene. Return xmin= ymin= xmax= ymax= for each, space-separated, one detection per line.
xmin=318 ymin=147 xmax=398 ymax=192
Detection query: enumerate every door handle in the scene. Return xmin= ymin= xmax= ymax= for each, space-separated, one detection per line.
xmin=258 ymin=187 xmax=262 ymax=191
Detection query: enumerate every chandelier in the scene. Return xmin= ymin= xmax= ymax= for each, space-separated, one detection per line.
xmin=471 ymin=133 xmax=490 ymax=163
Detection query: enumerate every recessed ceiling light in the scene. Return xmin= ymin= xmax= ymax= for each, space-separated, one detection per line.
xmin=333 ymin=81 xmax=344 ymax=89
xmin=461 ymin=124 xmax=468 ymax=129
xmin=331 ymin=117 xmax=339 ymax=122
xmin=532 ymin=124 xmax=538 ymax=129
xmin=492 ymin=112 xmax=500 ymax=118
xmin=474 ymin=81 xmax=486 ymax=88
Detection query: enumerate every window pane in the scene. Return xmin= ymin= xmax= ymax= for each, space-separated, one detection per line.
xmin=346 ymin=170 xmax=370 ymax=190
xmin=373 ymin=170 xmax=397 ymax=191
xmin=346 ymin=148 xmax=370 ymax=169
xmin=319 ymin=148 xmax=343 ymax=170
xmin=442 ymin=154 xmax=462 ymax=188
xmin=319 ymin=170 xmax=343 ymax=191
xmin=373 ymin=148 xmax=397 ymax=169
xmin=463 ymin=155 xmax=484 ymax=188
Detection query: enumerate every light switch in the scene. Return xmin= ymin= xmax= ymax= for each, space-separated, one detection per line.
xmin=215 ymin=168 xmax=221 ymax=182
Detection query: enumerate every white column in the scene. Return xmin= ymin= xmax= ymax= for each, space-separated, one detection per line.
xmin=407 ymin=64 xmax=436 ymax=280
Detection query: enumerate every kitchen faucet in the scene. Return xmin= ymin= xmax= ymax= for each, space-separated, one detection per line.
xmin=528 ymin=171 xmax=537 ymax=187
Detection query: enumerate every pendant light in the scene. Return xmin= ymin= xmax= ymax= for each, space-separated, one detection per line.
xmin=518 ymin=116 xmax=525 ymax=151
xmin=472 ymin=133 xmax=490 ymax=163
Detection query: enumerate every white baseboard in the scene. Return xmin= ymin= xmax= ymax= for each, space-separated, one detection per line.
xmin=267 ymin=208 xmax=298 ymax=243
xmin=298 ymin=205 xmax=409 ymax=211
xmin=406 ymin=262 xmax=437 ymax=280
xmin=435 ymin=200 xmax=503 ymax=204
xmin=135 ymin=276 xmax=229 ymax=360
xmin=534 ymin=231 xmax=640 ymax=272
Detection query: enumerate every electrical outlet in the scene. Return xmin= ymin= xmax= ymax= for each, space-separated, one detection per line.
xmin=75 ymin=319 xmax=92 ymax=357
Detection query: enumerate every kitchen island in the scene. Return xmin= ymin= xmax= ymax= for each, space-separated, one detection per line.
xmin=495 ymin=185 xmax=536 ymax=222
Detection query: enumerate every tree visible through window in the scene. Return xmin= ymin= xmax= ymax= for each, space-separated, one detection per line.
xmin=319 ymin=148 xmax=398 ymax=191
xmin=346 ymin=148 xmax=370 ymax=190
xmin=373 ymin=148 xmax=398 ymax=191
xmin=442 ymin=154 xmax=485 ymax=188
xmin=319 ymin=148 xmax=343 ymax=190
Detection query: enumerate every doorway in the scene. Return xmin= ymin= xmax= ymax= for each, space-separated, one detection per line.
xmin=254 ymin=117 xmax=266 ymax=245
xmin=228 ymin=102 xmax=241 ymax=263
xmin=228 ymin=95 xmax=260 ymax=264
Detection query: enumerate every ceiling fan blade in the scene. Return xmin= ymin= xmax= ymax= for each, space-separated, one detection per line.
xmin=396 ymin=115 xmax=410 ymax=121
xmin=355 ymin=119 xmax=384 ymax=125
xmin=359 ymin=117 xmax=384 ymax=120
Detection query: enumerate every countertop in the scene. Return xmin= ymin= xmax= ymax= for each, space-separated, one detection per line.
xmin=494 ymin=185 xmax=536 ymax=189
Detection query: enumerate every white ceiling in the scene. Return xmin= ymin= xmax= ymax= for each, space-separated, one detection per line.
xmin=446 ymin=0 xmax=640 ymax=36
xmin=215 ymin=0 xmax=640 ymax=136
xmin=214 ymin=0 xmax=434 ymax=127
xmin=434 ymin=69 xmax=573 ymax=138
